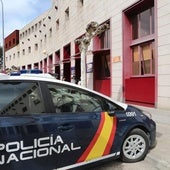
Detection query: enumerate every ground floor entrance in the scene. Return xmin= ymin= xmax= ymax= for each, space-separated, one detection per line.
xmin=93 ymin=50 xmax=111 ymax=97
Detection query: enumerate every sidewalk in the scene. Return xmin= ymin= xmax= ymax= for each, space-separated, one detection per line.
xmin=134 ymin=105 xmax=170 ymax=170
xmin=135 ymin=105 xmax=170 ymax=125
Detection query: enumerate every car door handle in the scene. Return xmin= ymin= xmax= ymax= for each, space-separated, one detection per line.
xmin=57 ymin=124 xmax=74 ymax=132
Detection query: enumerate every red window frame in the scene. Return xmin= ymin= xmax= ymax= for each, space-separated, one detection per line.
xmin=130 ymin=5 xmax=155 ymax=77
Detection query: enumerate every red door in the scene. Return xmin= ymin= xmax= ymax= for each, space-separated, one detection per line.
xmin=93 ymin=52 xmax=111 ymax=97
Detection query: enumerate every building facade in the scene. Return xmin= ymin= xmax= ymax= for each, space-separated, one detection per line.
xmin=4 ymin=0 xmax=170 ymax=110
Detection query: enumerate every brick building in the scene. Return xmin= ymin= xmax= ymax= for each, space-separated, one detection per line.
xmin=4 ymin=0 xmax=170 ymax=110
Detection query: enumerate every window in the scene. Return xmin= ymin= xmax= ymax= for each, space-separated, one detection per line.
xmin=28 ymin=28 xmax=31 ymax=34
xmin=130 ymin=6 xmax=155 ymax=76
xmin=28 ymin=46 xmax=31 ymax=53
xmin=56 ymin=19 xmax=59 ymax=30
xmin=131 ymin=7 xmax=154 ymax=40
xmin=78 ymin=0 xmax=84 ymax=7
xmin=100 ymin=29 xmax=110 ymax=49
xmin=13 ymin=38 xmax=15 ymax=44
xmin=132 ymin=42 xmax=154 ymax=75
xmin=65 ymin=7 xmax=69 ymax=20
xmin=32 ymin=26 xmax=34 ymax=32
xmin=17 ymin=51 xmax=20 ymax=58
xmin=35 ymin=23 xmax=38 ymax=31
xmin=0 ymin=82 xmax=45 ymax=115
xmin=49 ymin=28 xmax=52 ymax=37
xmin=40 ymin=39 xmax=43 ymax=48
xmin=44 ymin=34 xmax=47 ymax=43
xmin=35 ymin=43 xmax=38 ymax=51
xmin=48 ymin=84 xmax=102 ymax=112
xmin=39 ymin=21 xmax=42 ymax=27
xmin=22 ymin=49 xmax=25 ymax=55
xmin=93 ymin=22 xmax=110 ymax=51
xmin=47 ymin=83 xmax=121 ymax=113
xmin=94 ymin=54 xmax=110 ymax=79
xmin=55 ymin=5 xmax=58 ymax=11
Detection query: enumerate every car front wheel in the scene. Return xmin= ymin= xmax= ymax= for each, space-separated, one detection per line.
xmin=121 ymin=128 xmax=149 ymax=163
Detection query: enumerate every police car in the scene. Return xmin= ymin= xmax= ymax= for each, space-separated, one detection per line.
xmin=0 ymin=71 xmax=156 ymax=170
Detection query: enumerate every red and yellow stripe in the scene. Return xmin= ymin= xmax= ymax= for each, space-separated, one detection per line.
xmin=77 ymin=112 xmax=117 ymax=162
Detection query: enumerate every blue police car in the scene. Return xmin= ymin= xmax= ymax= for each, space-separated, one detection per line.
xmin=0 ymin=71 xmax=156 ymax=170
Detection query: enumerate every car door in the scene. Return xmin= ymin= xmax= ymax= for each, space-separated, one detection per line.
xmin=46 ymin=82 xmax=119 ymax=169
xmin=0 ymin=81 xmax=56 ymax=170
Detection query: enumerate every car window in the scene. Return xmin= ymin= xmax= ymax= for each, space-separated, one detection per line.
xmin=47 ymin=84 xmax=104 ymax=113
xmin=0 ymin=82 xmax=45 ymax=115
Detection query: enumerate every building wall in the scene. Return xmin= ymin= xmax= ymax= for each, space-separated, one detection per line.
xmin=4 ymin=0 xmax=170 ymax=110
xmin=157 ymin=0 xmax=170 ymax=109
xmin=5 ymin=30 xmax=19 ymax=51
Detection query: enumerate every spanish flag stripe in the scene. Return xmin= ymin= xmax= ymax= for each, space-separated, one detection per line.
xmin=85 ymin=112 xmax=113 ymax=160
xmin=77 ymin=112 xmax=116 ymax=163
xmin=77 ymin=112 xmax=105 ymax=163
xmin=103 ymin=116 xmax=117 ymax=155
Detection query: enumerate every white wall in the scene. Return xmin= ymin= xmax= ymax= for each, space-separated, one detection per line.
xmin=157 ymin=0 xmax=170 ymax=109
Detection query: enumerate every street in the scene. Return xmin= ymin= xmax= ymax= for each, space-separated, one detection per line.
xmin=89 ymin=107 xmax=170 ymax=170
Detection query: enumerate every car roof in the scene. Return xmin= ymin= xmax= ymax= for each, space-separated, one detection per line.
xmin=0 ymin=73 xmax=56 ymax=81
xmin=0 ymin=73 xmax=128 ymax=110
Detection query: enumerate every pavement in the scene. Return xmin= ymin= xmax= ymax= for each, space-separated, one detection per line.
xmin=134 ymin=105 xmax=170 ymax=170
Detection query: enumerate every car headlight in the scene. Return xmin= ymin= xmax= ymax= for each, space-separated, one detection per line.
xmin=142 ymin=110 xmax=152 ymax=119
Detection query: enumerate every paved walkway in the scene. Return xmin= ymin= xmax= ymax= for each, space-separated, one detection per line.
xmin=134 ymin=105 xmax=170 ymax=170
xmin=136 ymin=105 xmax=170 ymax=125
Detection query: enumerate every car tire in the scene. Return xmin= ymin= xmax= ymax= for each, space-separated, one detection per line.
xmin=121 ymin=128 xmax=149 ymax=163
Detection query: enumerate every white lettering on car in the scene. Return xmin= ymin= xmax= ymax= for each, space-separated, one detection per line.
xmin=126 ymin=112 xmax=137 ymax=117
xmin=0 ymin=135 xmax=81 ymax=165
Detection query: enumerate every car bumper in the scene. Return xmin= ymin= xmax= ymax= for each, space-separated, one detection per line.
xmin=149 ymin=121 xmax=157 ymax=149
